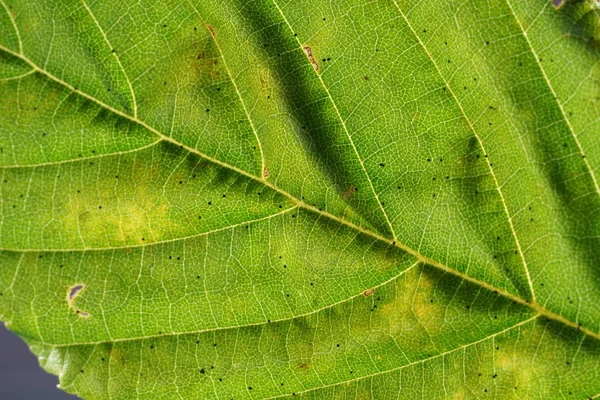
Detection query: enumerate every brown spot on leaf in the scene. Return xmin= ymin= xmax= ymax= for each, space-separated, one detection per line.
xmin=297 ymin=361 xmax=310 ymax=371
xmin=263 ymin=167 xmax=270 ymax=178
xmin=303 ymin=46 xmax=319 ymax=71
xmin=207 ymin=24 xmax=216 ymax=38
xmin=363 ymin=288 xmax=375 ymax=297
xmin=343 ymin=185 xmax=358 ymax=200
xmin=67 ymin=284 xmax=90 ymax=317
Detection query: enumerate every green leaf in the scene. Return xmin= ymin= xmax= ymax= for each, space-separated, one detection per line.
xmin=1 ymin=0 xmax=599 ymax=398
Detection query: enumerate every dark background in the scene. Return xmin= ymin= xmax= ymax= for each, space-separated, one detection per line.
xmin=0 ymin=324 xmax=77 ymax=399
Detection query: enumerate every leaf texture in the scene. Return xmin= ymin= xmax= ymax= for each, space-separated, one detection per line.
xmin=1 ymin=0 xmax=600 ymax=398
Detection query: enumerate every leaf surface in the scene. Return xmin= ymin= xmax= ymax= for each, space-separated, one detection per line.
xmin=1 ymin=0 xmax=600 ymax=398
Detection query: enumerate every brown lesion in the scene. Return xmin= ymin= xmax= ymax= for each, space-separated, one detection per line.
xmin=343 ymin=185 xmax=358 ymax=200
xmin=303 ymin=46 xmax=319 ymax=71
xmin=67 ymin=284 xmax=90 ymax=317
xmin=207 ymin=24 xmax=216 ymax=38
xmin=296 ymin=361 xmax=311 ymax=371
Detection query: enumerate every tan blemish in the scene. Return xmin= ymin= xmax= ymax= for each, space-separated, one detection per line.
xmin=67 ymin=284 xmax=90 ymax=317
xmin=207 ymin=24 xmax=216 ymax=38
xmin=343 ymin=185 xmax=358 ymax=200
xmin=363 ymin=288 xmax=375 ymax=297
xmin=303 ymin=46 xmax=319 ymax=71
xmin=296 ymin=361 xmax=310 ymax=371
xmin=263 ymin=167 xmax=270 ymax=178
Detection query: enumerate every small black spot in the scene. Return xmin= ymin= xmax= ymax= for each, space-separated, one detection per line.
xmin=248 ymin=387 xmax=252 ymax=390
xmin=379 ymin=163 xmax=385 ymax=167
xmin=200 ymin=368 xmax=205 ymax=374
xmin=208 ymin=201 xmax=212 ymax=205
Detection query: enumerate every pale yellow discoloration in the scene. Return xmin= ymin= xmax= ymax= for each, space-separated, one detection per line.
xmin=65 ymin=185 xmax=177 ymax=246
xmin=378 ymin=268 xmax=443 ymax=337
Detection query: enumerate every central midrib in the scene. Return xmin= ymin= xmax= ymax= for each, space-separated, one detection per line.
xmin=0 ymin=43 xmax=598 ymax=345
